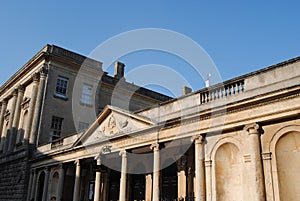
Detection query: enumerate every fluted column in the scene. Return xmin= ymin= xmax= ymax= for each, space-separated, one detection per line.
xmin=57 ymin=165 xmax=65 ymax=201
xmin=73 ymin=160 xmax=81 ymax=201
xmin=3 ymin=89 xmax=17 ymax=152
xmin=30 ymin=67 xmax=47 ymax=145
xmin=192 ymin=135 xmax=206 ymax=201
xmin=0 ymin=99 xmax=8 ymax=149
xmin=244 ymin=123 xmax=265 ymax=201
xmin=24 ymin=73 xmax=39 ymax=144
xmin=42 ymin=168 xmax=50 ymax=201
xmin=119 ymin=150 xmax=127 ymax=201
xmin=151 ymin=143 xmax=160 ymax=201
xmin=9 ymin=85 xmax=25 ymax=151
xmin=94 ymin=159 xmax=102 ymax=201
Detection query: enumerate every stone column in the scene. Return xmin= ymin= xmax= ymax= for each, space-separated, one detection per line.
xmin=3 ymin=89 xmax=18 ymax=152
xmin=42 ymin=168 xmax=50 ymax=201
xmin=0 ymin=99 xmax=8 ymax=150
xmin=262 ymin=152 xmax=274 ymax=201
xmin=30 ymin=170 xmax=38 ymax=201
xmin=0 ymin=99 xmax=8 ymax=137
xmin=73 ymin=160 xmax=81 ymax=201
xmin=57 ymin=165 xmax=65 ymax=201
xmin=177 ymin=157 xmax=187 ymax=200
xmin=151 ymin=143 xmax=160 ymax=201
xmin=119 ymin=150 xmax=127 ymax=201
xmin=30 ymin=67 xmax=47 ymax=145
xmin=244 ymin=123 xmax=265 ymax=201
xmin=26 ymin=170 xmax=34 ymax=201
xmin=193 ymin=135 xmax=206 ymax=201
xmin=9 ymin=85 xmax=25 ymax=151
xmin=24 ymin=73 xmax=39 ymax=144
xmin=102 ymin=171 xmax=109 ymax=201
xmin=204 ymin=160 xmax=212 ymax=201
xmin=145 ymin=174 xmax=152 ymax=201
xmin=94 ymin=159 xmax=102 ymax=201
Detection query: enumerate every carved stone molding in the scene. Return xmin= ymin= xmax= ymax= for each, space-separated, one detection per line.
xmin=191 ymin=134 xmax=205 ymax=144
xmin=244 ymin=123 xmax=261 ymax=135
xmin=150 ymin=142 xmax=160 ymax=151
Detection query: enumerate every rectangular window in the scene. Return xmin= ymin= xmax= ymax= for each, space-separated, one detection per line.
xmin=78 ymin=122 xmax=89 ymax=131
xmin=55 ymin=76 xmax=69 ymax=97
xmin=81 ymin=84 xmax=93 ymax=105
xmin=50 ymin=116 xmax=63 ymax=141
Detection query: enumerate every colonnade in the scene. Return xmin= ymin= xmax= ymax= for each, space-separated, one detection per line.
xmin=0 ymin=66 xmax=47 ymax=152
xmin=27 ymin=123 xmax=266 ymax=201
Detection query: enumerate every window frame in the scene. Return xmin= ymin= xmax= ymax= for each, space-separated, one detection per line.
xmin=55 ymin=76 xmax=69 ymax=98
xmin=50 ymin=116 xmax=64 ymax=141
xmin=80 ymin=84 xmax=93 ymax=106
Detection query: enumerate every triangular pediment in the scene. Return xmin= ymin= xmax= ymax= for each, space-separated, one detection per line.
xmin=73 ymin=106 xmax=155 ymax=147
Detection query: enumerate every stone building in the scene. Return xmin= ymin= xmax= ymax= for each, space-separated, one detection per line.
xmin=1 ymin=45 xmax=300 ymax=201
xmin=0 ymin=44 xmax=171 ymax=201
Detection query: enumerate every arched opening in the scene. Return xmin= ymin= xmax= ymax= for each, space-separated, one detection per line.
xmin=215 ymin=143 xmax=242 ymax=201
xmin=108 ymin=169 xmax=121 ymax=201
xmin=130 ymin=163 xmax=146 ymax=201
xmin=276 ymin=131 xmax=300 ymax=200
xmin=161 ymin=158 xmax=178 ymax=201
xmin=50 ymin=172 xmax=59 ymax=199
xmin=37 ymin=171 xmax=45 ymax=201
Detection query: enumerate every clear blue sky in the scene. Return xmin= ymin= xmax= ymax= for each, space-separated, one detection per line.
xmin=0 ymin=1 xmax=299 ymax=96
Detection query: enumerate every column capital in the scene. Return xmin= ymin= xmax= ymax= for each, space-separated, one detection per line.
xmin=150 ymin=142 xmax=160 ymax=151
xmin=32 ymin=72 xmax=40 ymax=82
xmin=74 ymin=159 xmax=81 ymax=166
xmin=244 ymin=123 xmax=261 ymax=135
xmin=119 ymin=149 xmax=127 ymax=158
xmin=1 ymin=98 xmax=8 ymax=106
xmin=18 ymin=85 xmax=25 ymax=93
xmin=13 ymin=88 xmax=18 ymax=96
xmin=44 ymin=167 xmax=50 ymax=173
xmin=191 ymin=134 xmax=205 ymax=144
xmin=39 ymin=65 xmax=48 ymax=77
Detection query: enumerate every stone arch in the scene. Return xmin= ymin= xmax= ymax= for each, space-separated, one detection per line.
xmin=270 ymin=125 xmax=300 ymax=201
xmin=211 ymin=139 xmax=243 ymax=201
xmin=49 ymin=171 xmax=59 ymax=199
xmin=36 ymin=170 xmax=46 ymax=201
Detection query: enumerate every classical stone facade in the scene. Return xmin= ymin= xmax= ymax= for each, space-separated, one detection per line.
xmin=0 ymin=45 xmax=170 ymax=201
xmin=1 ymin=45 xmax=300 ymax=201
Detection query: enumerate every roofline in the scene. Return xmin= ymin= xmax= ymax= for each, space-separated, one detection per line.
xmin=135 ymin=55 xmax=300 ymax=113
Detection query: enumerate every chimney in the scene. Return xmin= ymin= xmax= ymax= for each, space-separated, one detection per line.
xmin=114 ymin=61 xmax=125 ymax=79
xmin=182 ymin=86 xmax=192 ymax=95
